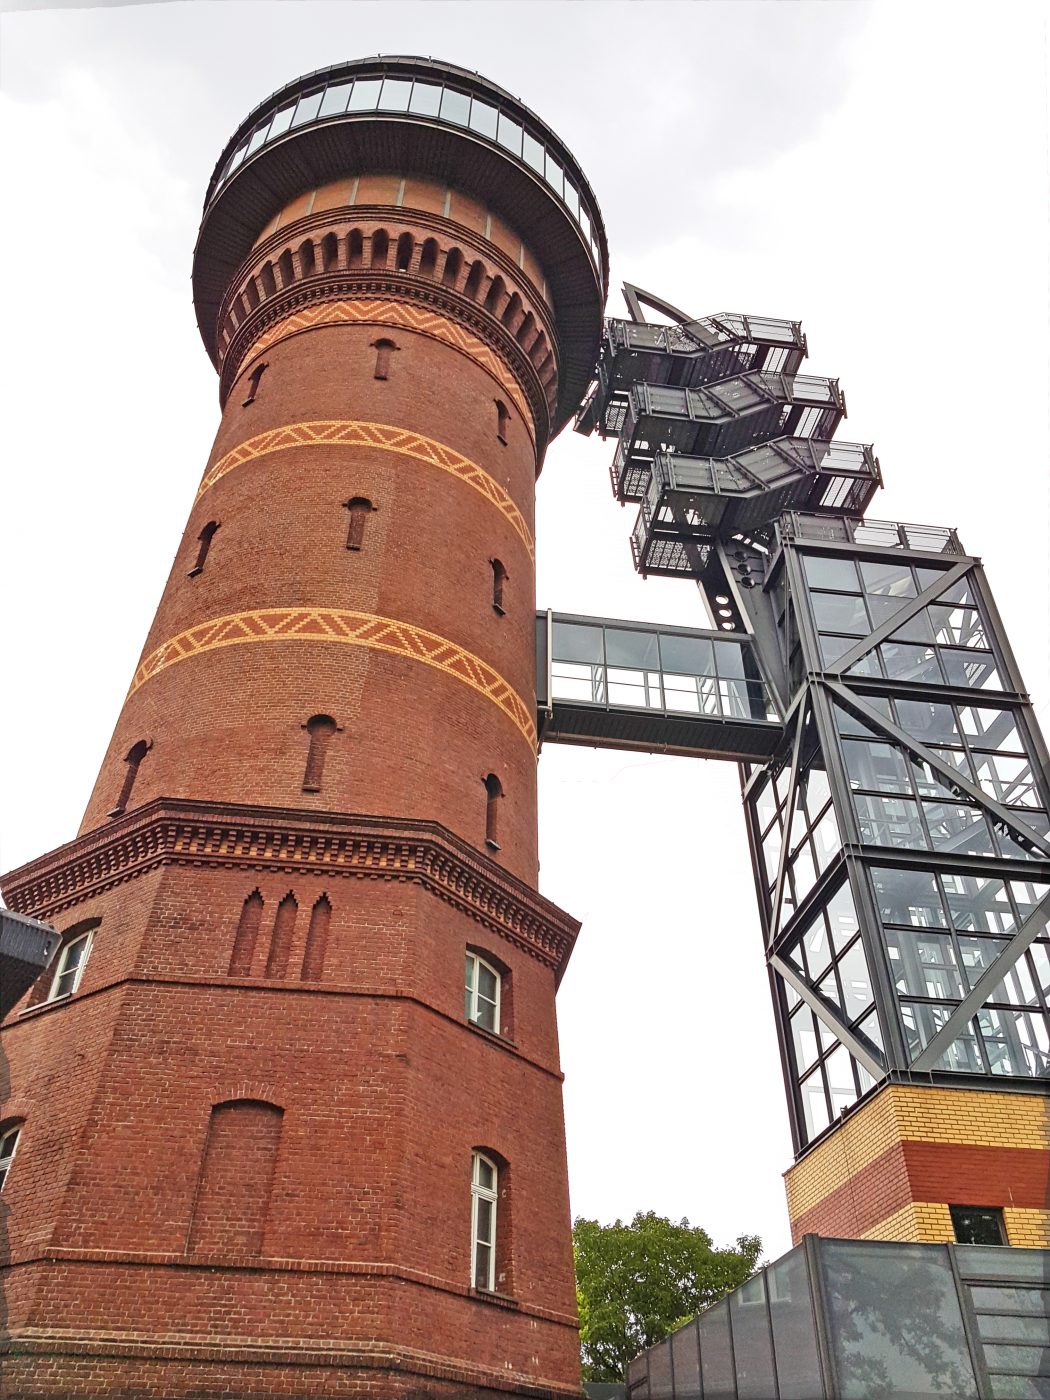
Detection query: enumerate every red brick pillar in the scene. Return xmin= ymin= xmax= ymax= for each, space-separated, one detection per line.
xmin=0 ymin=59 xmax=607 ymax=1399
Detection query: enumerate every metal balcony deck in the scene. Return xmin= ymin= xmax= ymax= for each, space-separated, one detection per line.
xmin=536 ymin=611 xmax=783 ymax=760
xmin=629 ymin=439 xmax=882 ymax=576
xmin=577 ymin=313 xmax=807 ymax=438
xmin=610 ymin=374 xmax=846 ymax=502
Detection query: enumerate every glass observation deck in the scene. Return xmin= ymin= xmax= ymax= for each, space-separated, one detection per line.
xmin=629 ymin=441 xmax=881 ymax=577
xmin=612 ymin=375 xmax=846 ymax=502
xmin=536 ymin=612 xmax=782 ymax=760
xmin=577 ymin=313 xmax=807 ymax=438
xmin=205 ymin=61 xmax=605 ymax=278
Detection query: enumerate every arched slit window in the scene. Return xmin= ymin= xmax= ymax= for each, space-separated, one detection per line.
xmin=348 ymin=229 xmax=364 ymax=268
xmin=442 ymin=247 xmax=462 ymax=288
xmin=302 ymin=714 xmax=338 ymax=792
xmin=298 ymin=239 xmax=316 ymax=277
xmin=229 ymin=891 xmax=263 ymax=976
xmin=465 ymin=260 xmax=485 ymax=300
xmin=483 ymin=773 xmax=503 ymax=851
xmin=277 ymin=249 xmax=295 ymax=288
xmin=344 ymin=496 xmax=374 ymax=551
xmin=419 ymin=238 xmax=439 ymax=277
xmin=244 ymin=280 xmax=260 ymax=311
xmin=372 ymin=338 xmax=398 ymax=381
xmin=516 ymin=311 xmax=536 ymax=348
xmin=110 ymin=738 xmax=150 ymax=817
xmin=484 ymin=275 xmax=505 ymax=315
xmin=260 ymin=262 xmax=277 ymax=298
xmin=491 ymin=558 xmax=507 ymax=615
xmin=470 ymin=1151 xmax=499 ymax=1292
xmin=322 ymin=231 xmax=339 ymax=272
xmin=370 ymin=229 xmax=389 ymax=268
xmin=395 ymin=232 xmax=413 ymax=272
xmin=264 ymin=892 xmax=298 ymax=978
xmin=495 ymin=400 xmax=510 ymax=445
xmin=189 ymin=521 xmax=220 ymax=576
xmin=242 ymin=360 xmax=268 ymax=407
xmin=301 ymin=894 xmax=331 ymax=981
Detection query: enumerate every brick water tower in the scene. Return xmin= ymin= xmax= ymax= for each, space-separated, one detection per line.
xmin=0 ymin=56 xmax=607 ymax=1398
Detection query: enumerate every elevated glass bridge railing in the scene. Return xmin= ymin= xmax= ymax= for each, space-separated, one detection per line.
xmin=536 ymin=612 xmax=783 ymax=760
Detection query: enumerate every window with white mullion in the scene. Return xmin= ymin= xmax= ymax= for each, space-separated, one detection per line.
xmin=49 ymin=931 xmax=92 ymax=1001
xmin=465 ymin=952 xmax=500 ymax=1034
xmin=0 ymin=1125 xmax=21 ymax=1191
xmin=471 ymin=1152 xmax=498 ymax=1291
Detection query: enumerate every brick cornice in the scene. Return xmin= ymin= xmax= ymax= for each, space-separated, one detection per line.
xmin=0 ymin=799 xmax=580 ymax=981
xmin=221 ymin=274 xmax=554 ymax=449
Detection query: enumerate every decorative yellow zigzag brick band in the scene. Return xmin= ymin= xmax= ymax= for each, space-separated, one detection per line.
xmin=195 ymin=420 xmax=534 ymax=560
xmin=129 ymin=608 xmax=537 ymax=749
xmin=242 ymin=298 xmax=537 ymax=435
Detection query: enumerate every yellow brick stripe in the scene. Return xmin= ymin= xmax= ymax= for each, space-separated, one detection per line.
xmin=129 ymin=608 xmax=537 ymax=749
xmin=784 ymin=1084 xmax=1050 ymax=1219
xmin=195 ymin=420 xmax=534 ymax=561
xmin=241 ymin=298 xmax=536 ymax=436
xmin=860 ymin=1202 xmax=953 ymax=1243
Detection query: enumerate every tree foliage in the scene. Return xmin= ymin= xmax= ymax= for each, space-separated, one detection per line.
xmin=573 ymin=1211 xmax=762 ymax=1383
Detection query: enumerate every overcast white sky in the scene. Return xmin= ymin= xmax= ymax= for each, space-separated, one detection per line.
xmin=2 ymin=0 xmax=1048 ymax=1263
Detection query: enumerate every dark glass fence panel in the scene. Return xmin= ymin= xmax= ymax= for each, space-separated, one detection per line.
xmin=698 ymin=1299 xmax=735 ymax=1400
xmin=769 ymin=1246 xmax=823 ymax=1399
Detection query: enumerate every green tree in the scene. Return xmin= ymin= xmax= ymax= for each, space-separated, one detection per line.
xmin=573 ymin=1211 xmax=762 ymax=1383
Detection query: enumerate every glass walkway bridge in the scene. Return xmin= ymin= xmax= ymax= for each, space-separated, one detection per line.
xmin=536 ymin=611 xmax=782 ymax=760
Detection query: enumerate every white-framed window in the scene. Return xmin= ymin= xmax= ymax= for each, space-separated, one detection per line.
xmin=49 ymin=930 xmax=93 ymax=1001
xmin=0 ymin=1124 xmax=21 ymax=1191
xmin=464 ymin=951 xmax=500 ymax=1033
xmin=471 ymin=1151 xmax=498 ymax=1292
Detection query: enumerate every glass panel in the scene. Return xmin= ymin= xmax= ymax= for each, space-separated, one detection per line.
xmin=822 ymin=633 xmax=863 ymax=666
xmin=318 ymin=83 xmax=353 ymax=117
xmin=857 ymin=1007 xmax=885 ymax=1053
xmin=291 ymin=90 xmax=324 ymax=127
xmin=873 ymin=866 xmax=947 ymax=927
xmin=974 ymin=753 xmax=1039 ymax=807
xmin=843 ymin=738 xmax=914 ymax=793
xmin=698 ymin=1298 xmax=736 ymax=1400
xmin=962 ymin=706 xmax=1025 ymax=752
xmin=813 ymin=808 xmax=842 ymax=870
xmin=803 ymin=555 xmax=860 ymax=591
xmin=647 ymin=1337 xmax=673 ymax=1399
xmin=944 ymin=874 xmax=1015 ymax=933
xmin=347 ymin=79 xmax=382 ymax=111
xmin=605 ymin=629 xmax=660 ymax=670
xmin=897 ymin=699 xmax=961 ymax=746
xmin=551 ymin=621 xmax=604 ymax=665
xmin=838 ymin=937 xmax=874 ymax=1020
xmin=826 ymin=1043 xmax=858 ymax=1115
xmin=564 ymin=179 xmax=580 ymax=219
xmin=922 ymin=800 xmax=995 ymax=856
xmin=822 ymin=1240 xmax=979 ymax=1398
xmin=880 ymin=642 xmax=943 ymax=684
xmin=861 ymin=559 xmax=917 ymax=597
xmin=670 ymin=1322 xmax=700 ymax=1399
xmin=931 ymin=604 xmax=987 ymax=649
xmin=439 ymin=87 xmax=470 ymax=126
xmin=733 ymin=1272 xmax=777 ymax=1400
xmin=267 ymin=103 xmax=296 ymax=138
xmin=408 ymin=81 xmax=442 ymax=116
xmin=891 ymin=610 xmax=937 ymax=645
xmin=886 ymin=928 xmax=965 ymax=998
xmin=522 ymin=131 xmax=545 ymax=173
xmin=970 ymin=1286 xmax=1050 ymax=1312
xmin=496 ymin=113 xmax=523 ymax=156
xmin=801 ymin=1071 xmax=831 ymax=1141
xmin=791 ymin=1008 xmax=821 ymax=1073
xmin=544 ymin=151 xmax=564 ymax=196
xmin=942 ymin=649 xmax=1001 ymax=690
xmin=377 ymin=78 xmax=412 ymax=111
xmin=812 ymin=592 xmax=869 ymax=633
xmin=468 ymin=98 xmax=498 ymax=138
xmin=769 ymin=1247 xmax=823 ymax=1400
xmin=855 ymin=793 xmax=925 ymax=847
